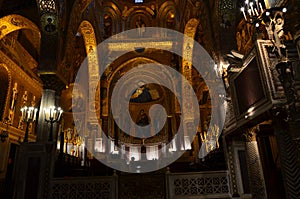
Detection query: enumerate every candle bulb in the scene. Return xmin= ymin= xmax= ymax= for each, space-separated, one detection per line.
xmin=53 ymin=107 xmax=56 ymax=118
xmin=27 ymin=110 xmax=30 ymax=121
xmin=254 ymin=8 xmax=259 ymax=16
xmin=248 ymin=9 xmax=252 ymax=16
xmin=45 ymin=109 xmax=48 ymax=120
xmin=256 ymin=0 xmax=259 ymax=11
xmin=49 ymin=108 xmax=51 ymax=119
xmin=249 ymin=2 xmax=255 ymax=15
xmin=241 ymin=7 xmax=247 ymax=20
xmin=28 ymin=110 xmax=32 ymax=120
xmin=259 ymin=3 xmax=263 ymax=11
xmin=245 ymin=0 xmax=249 ymax=10
xmin=21 ymin=108 xmax=24 ymax=120
xmin=33 ymin=109 xmax=37 ymax=121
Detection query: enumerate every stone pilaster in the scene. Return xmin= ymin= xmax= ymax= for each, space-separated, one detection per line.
xmin=243 ymin=126 xmax=267 ymax=199
xmin=36 ymin=74 xmax=65 ymax=143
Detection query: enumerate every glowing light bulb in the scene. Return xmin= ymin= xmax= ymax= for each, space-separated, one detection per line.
xmin=282 ymin=8 xmax=287 ymax=13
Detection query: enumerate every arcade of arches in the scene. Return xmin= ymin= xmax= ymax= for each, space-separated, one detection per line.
xmin=0 ymin=0 xmax=300 ymax=198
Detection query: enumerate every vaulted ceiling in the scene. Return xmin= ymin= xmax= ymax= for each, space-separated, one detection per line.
xmin=0 ymin=0 xmax=240 ymax=83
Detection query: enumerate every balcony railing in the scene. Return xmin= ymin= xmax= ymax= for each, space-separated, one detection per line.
xmin=50 ymin=176 xmax=118 ymax=199
xmin=166 ymin=170 xmax=231 ymax=199
xmin=49 ymin=170 xmax=231 ymax=199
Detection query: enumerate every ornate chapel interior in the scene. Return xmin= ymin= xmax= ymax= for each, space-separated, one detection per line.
xmin=0 ymin=0 xmax=300 ymax=199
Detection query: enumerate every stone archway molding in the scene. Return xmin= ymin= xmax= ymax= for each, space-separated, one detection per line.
xmin=0 ymin=14 xmax=40 ymax=41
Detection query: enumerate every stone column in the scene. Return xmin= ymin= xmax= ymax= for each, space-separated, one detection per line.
xmin=243 ymin=126 xmax=267 ymax=199
xmin=272 ymin=109 xmax=300 ymax=199
xmin=36 ymin=89 xmax=56 ymax=143
xmin=223 ymin=136 xmax=240 ymax=198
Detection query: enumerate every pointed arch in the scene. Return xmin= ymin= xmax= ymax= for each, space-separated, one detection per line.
xmin=157 ymin=1 xmax=177 ymax=28
xmin=78 ymin=20 xmax=100 ymax=126
xmin=182 ymin=18 xmax=199 ymax=82
xmin=0 ymin=14 xmax=40 ymax=41
xmin=104 ymin=57 xmax=175 ymax=118
xmin=101 ymin=2 xmax=122 ymax=35
xmin=180 ymin=18 xmax=199 ymax=118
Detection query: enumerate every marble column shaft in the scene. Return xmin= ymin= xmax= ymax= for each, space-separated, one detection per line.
xmin=244 ymin=127 xmax=267 ymax=199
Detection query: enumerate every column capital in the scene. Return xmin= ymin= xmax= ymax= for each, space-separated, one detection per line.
xmin=39 ymin=74 xmax=66 ymax=96
xmin=243 ymin=126 xmax=259 ymax=142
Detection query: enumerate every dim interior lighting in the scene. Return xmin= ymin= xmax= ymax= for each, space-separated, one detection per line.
xmin=184 ymin=136 xmax=192 ymax=150
xmin=44 ymin=106 xmax=63 ymax=122
xmin=21 ymin=106 xmax=38 ymax=122
xmin=95 ymin=137 xmax=105 ymax=153
xmin=282 ymin=8 xmax=287 ymax=13
xmin=240 ymin=1 xmax=291 ymax=25
xmin=75 ymin=32 xmax=81 ymax=37
xmin=44 ymin=106 xmax=63 ymax=141
xmin=247 ymin=106 xmax=255 ymax=113
xmin=110 ymin=140 xmax=119 ymax=154
xmin=169 ymin=138 xmax=177 ymax=152
xmin=244 ymin=107 xmax=255 ymax=119
xmin=20 ymin=106 xmax=38 ymax=142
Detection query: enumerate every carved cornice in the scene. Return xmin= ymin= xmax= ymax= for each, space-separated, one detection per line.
xmin=0 ymin=50 xmax=42 ymax=95
xmin=63 ymin=0 xmax=93 ymax=76
xmin=0 ymin=35 xmax=38 ymax=70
